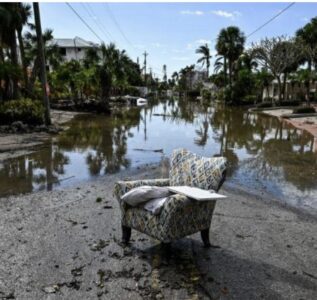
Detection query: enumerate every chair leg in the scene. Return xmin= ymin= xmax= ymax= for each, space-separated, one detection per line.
xmin=201 ymin=228 xmax=211 ymax=247
xmin=122 ymin=225 xmax=131 ymax=244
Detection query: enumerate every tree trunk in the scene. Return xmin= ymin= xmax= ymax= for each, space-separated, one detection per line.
xmin=99 ymin=65 xmax=111 ymax=113
xmin=306 ymin=82 xmax=310 ymax=107
xmin=28 ymin=56 xmax=40 ymax=94
xmin=206 ymin=61 xmax=209 ymax=78
xmin=282 ymin=72 xmax=287 ymax=101
xmin=224 ymin=57 xmax=227 ymax=86
xmin=17 ymin=29 xmax=29 ymax=94
xmin=228 ymin=59 xmax=232 ymax=90
xmin=10 ymin=31 xmax=20 ymax=99
xmin=277 ymin=76 xmax=282 ymax=104
xmin=33 ymin=2 xmax=51 ymax=125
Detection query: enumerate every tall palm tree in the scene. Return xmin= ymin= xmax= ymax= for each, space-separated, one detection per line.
xmin=214 ymin=56 xmax=224 ymax=74
xmin=16 ymin=3 xmax=32 ymax=91
xmin=296 ymin=17 xmax=317 ymax=71
xmin=171 ymin=71 xmax=178 ymax=87
xmin=24 ymin=28 xmax=62 ymax=94
xmin=216 ymin=26 xmax=246 ymax=89
xmin=0 ymin=3 xmax=21 ymax=99
xmin=196 ymin=44 xmax=212 ymax=77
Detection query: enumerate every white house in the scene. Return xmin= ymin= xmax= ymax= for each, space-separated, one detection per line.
xmin=262 ymin=78 xmax=317 ymax=101
xmin=50 ymin=36 xmax=99 ymax=63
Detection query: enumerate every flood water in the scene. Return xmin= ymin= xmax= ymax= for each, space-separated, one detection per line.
xmin=1 ymin=97 xmax=316 ymax=213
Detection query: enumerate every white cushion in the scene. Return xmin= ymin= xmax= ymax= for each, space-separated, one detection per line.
xmin=143 ymin=197 xmax=169 ymax=215
xmin=121 ymin=185 xmax=170 ymax=207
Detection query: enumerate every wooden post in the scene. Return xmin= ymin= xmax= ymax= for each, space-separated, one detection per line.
xmin=33 ymin=2 xmax=51 ymax=125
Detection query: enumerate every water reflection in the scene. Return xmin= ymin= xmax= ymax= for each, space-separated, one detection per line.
xmin=0 ymin=98 xmax=316 ymax=212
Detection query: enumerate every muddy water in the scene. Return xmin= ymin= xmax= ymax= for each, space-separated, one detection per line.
xmin=0 ymin=98 xmax=316 ymax=213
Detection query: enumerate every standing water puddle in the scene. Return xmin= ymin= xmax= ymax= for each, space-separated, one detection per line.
xmin=0 ymin=98 xmax=316 ymax=213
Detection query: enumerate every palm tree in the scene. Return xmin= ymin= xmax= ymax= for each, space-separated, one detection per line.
xmin=33 ymin=2 xmax=51 ymax=125
xmin=0 ymin=3 xmax=21 ymax=99
xmin=296 ymin=17 xmax=317 ymax=71
xmin=296 ymin=69 xmax=313 ymax=105
xmin=16 ymin=3 xmax=32 ymax=91
xmin=83 ymin=47 xmax=100 ymax=68
xmin=216 ymin=26 xmax=246 ymax=89
xmin=24 ymin=28 xmax=62 ymax=94
xmin=214 ymin=56 xmax=224 ymax=74
xmin=196 ymin=44 xmax=212 ymax=77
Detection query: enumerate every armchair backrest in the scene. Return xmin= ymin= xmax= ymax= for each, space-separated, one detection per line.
xmin=169 ymin=149 xmax=227 ymax=192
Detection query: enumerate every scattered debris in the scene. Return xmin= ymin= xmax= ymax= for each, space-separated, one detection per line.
xmin=43 ymin=285 xmax=59 ymax=294
xmin=103 ymin=205 xmax=113 ymax=209
xmin=96 ymin=197 xmax=102 ymax=203
xmin=90 ymin=239 xmax=109 ymax=251
xmin=133 ymin=148 xmax=163 ymax=153
xmin=303 ymin=271 xmax=317 ymax=280
xmin=71 ymin=265 xmax=85 ymax=277
xmin=65 ymin=218 xmax=78 ymax=226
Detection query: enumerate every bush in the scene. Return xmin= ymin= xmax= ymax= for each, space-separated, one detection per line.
xmin=243 ymin=95 xmax=257 ymax=103
xmin=187 ymin=90 xmax=200 ymax=97
xmin=201 ymin=89 xmax=211 ymax=100
xmin=0 ymin=99 xmax=45 ymax=125
xmin=279 ymin=100 xmax=300 ymax=107
xmin=256 ymin=102 xmax=273 ymax=108
xmin=292 ymin=107 xmax=316 ymax=114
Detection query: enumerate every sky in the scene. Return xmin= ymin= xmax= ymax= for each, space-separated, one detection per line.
xmin=37 ymin=2 xmax=317 ymax=78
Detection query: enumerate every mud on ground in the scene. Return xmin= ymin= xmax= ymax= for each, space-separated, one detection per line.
xmin=0 ymin=164 xmax=316 ymax=299
xmin=0 ymin=110 xmax=81 ymax=162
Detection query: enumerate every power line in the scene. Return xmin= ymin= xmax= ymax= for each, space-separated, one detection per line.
xmin=104 ymin=3 xmax=134 ymax=47
xmin=65 ymin=2 xmax=103 ymax=43
xmin=80 ymin=3 xmax=110 ymax=42
xmin=85 ymin=3 xmax=115 ymax=42
xmin=246 ymin=2 xmax=295 ymax=38
xmin=209 ymin=2 xmax=295 ymax=45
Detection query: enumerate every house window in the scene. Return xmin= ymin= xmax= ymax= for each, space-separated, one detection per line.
xmin=77 ymin=48 xmax=81 ymax=52
xmin=59 ymin=47 xmax=66 ymax=56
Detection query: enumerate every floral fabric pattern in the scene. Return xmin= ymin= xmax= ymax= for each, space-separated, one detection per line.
xmin=113 ymin=149 xmax=227 ymax=243
xmin=169 ymin=148 xmax=227 ymax=191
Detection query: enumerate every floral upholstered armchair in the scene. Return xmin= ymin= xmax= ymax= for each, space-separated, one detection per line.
xmin=114 ymin=149 xmax=227 ymax=247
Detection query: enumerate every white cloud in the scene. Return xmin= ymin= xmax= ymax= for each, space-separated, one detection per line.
xmin=195 ymin=39 xmax=211 ymax=45
xmin=301 ymin=17 xmax=309 ymax=22
xmin=211 ymin=10 xmax=241 ymax=19
xmin=180 ymin=10 xmax=204 ymax=16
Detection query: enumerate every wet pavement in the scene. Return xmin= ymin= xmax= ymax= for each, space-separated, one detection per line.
xmin=0 ymin=166 xmax=316 ymax=299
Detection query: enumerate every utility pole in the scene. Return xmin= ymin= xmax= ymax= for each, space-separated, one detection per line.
xmin=33 ymin=2 xmax=51 ymax=125
xmin=143 ymin=51 xmax=148 ymax=77
xmin=163 ymin=64 xmax=167 ymax=83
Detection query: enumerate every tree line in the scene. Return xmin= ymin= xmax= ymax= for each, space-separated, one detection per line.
xmin=0 ymin=2 xmax=146 ymax=119
xmin=173 ymin=18 xmax=317 ymax=105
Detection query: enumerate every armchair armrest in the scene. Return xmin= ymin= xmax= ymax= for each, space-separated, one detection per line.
xmin=113 ymin=178 xmax=170 ymax=209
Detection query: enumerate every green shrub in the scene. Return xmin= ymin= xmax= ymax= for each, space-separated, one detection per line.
xmin=292 ymin=107 xmax=316 ymax=114
xmin=243 ymin=95 xmax=257 ymax=103
xmin=256 ymin=102 xmax=273 ymax=108
xmin=279 ymin=100 xmax=300 ymax=107
xmin=201 ymin=89 xmax=211 ymax=100
xmin=187 ymin=90 xmax=200 ymax=97
xmin=0 ymin=98 xmax=45 ymax=125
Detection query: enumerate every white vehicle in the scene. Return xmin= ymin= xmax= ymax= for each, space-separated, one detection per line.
xmin=137 ymin=98 xmax=148 ymax=106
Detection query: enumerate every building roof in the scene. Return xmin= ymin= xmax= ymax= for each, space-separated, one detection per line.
xmin=51 ymin=36 xmax=99 ymax=48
